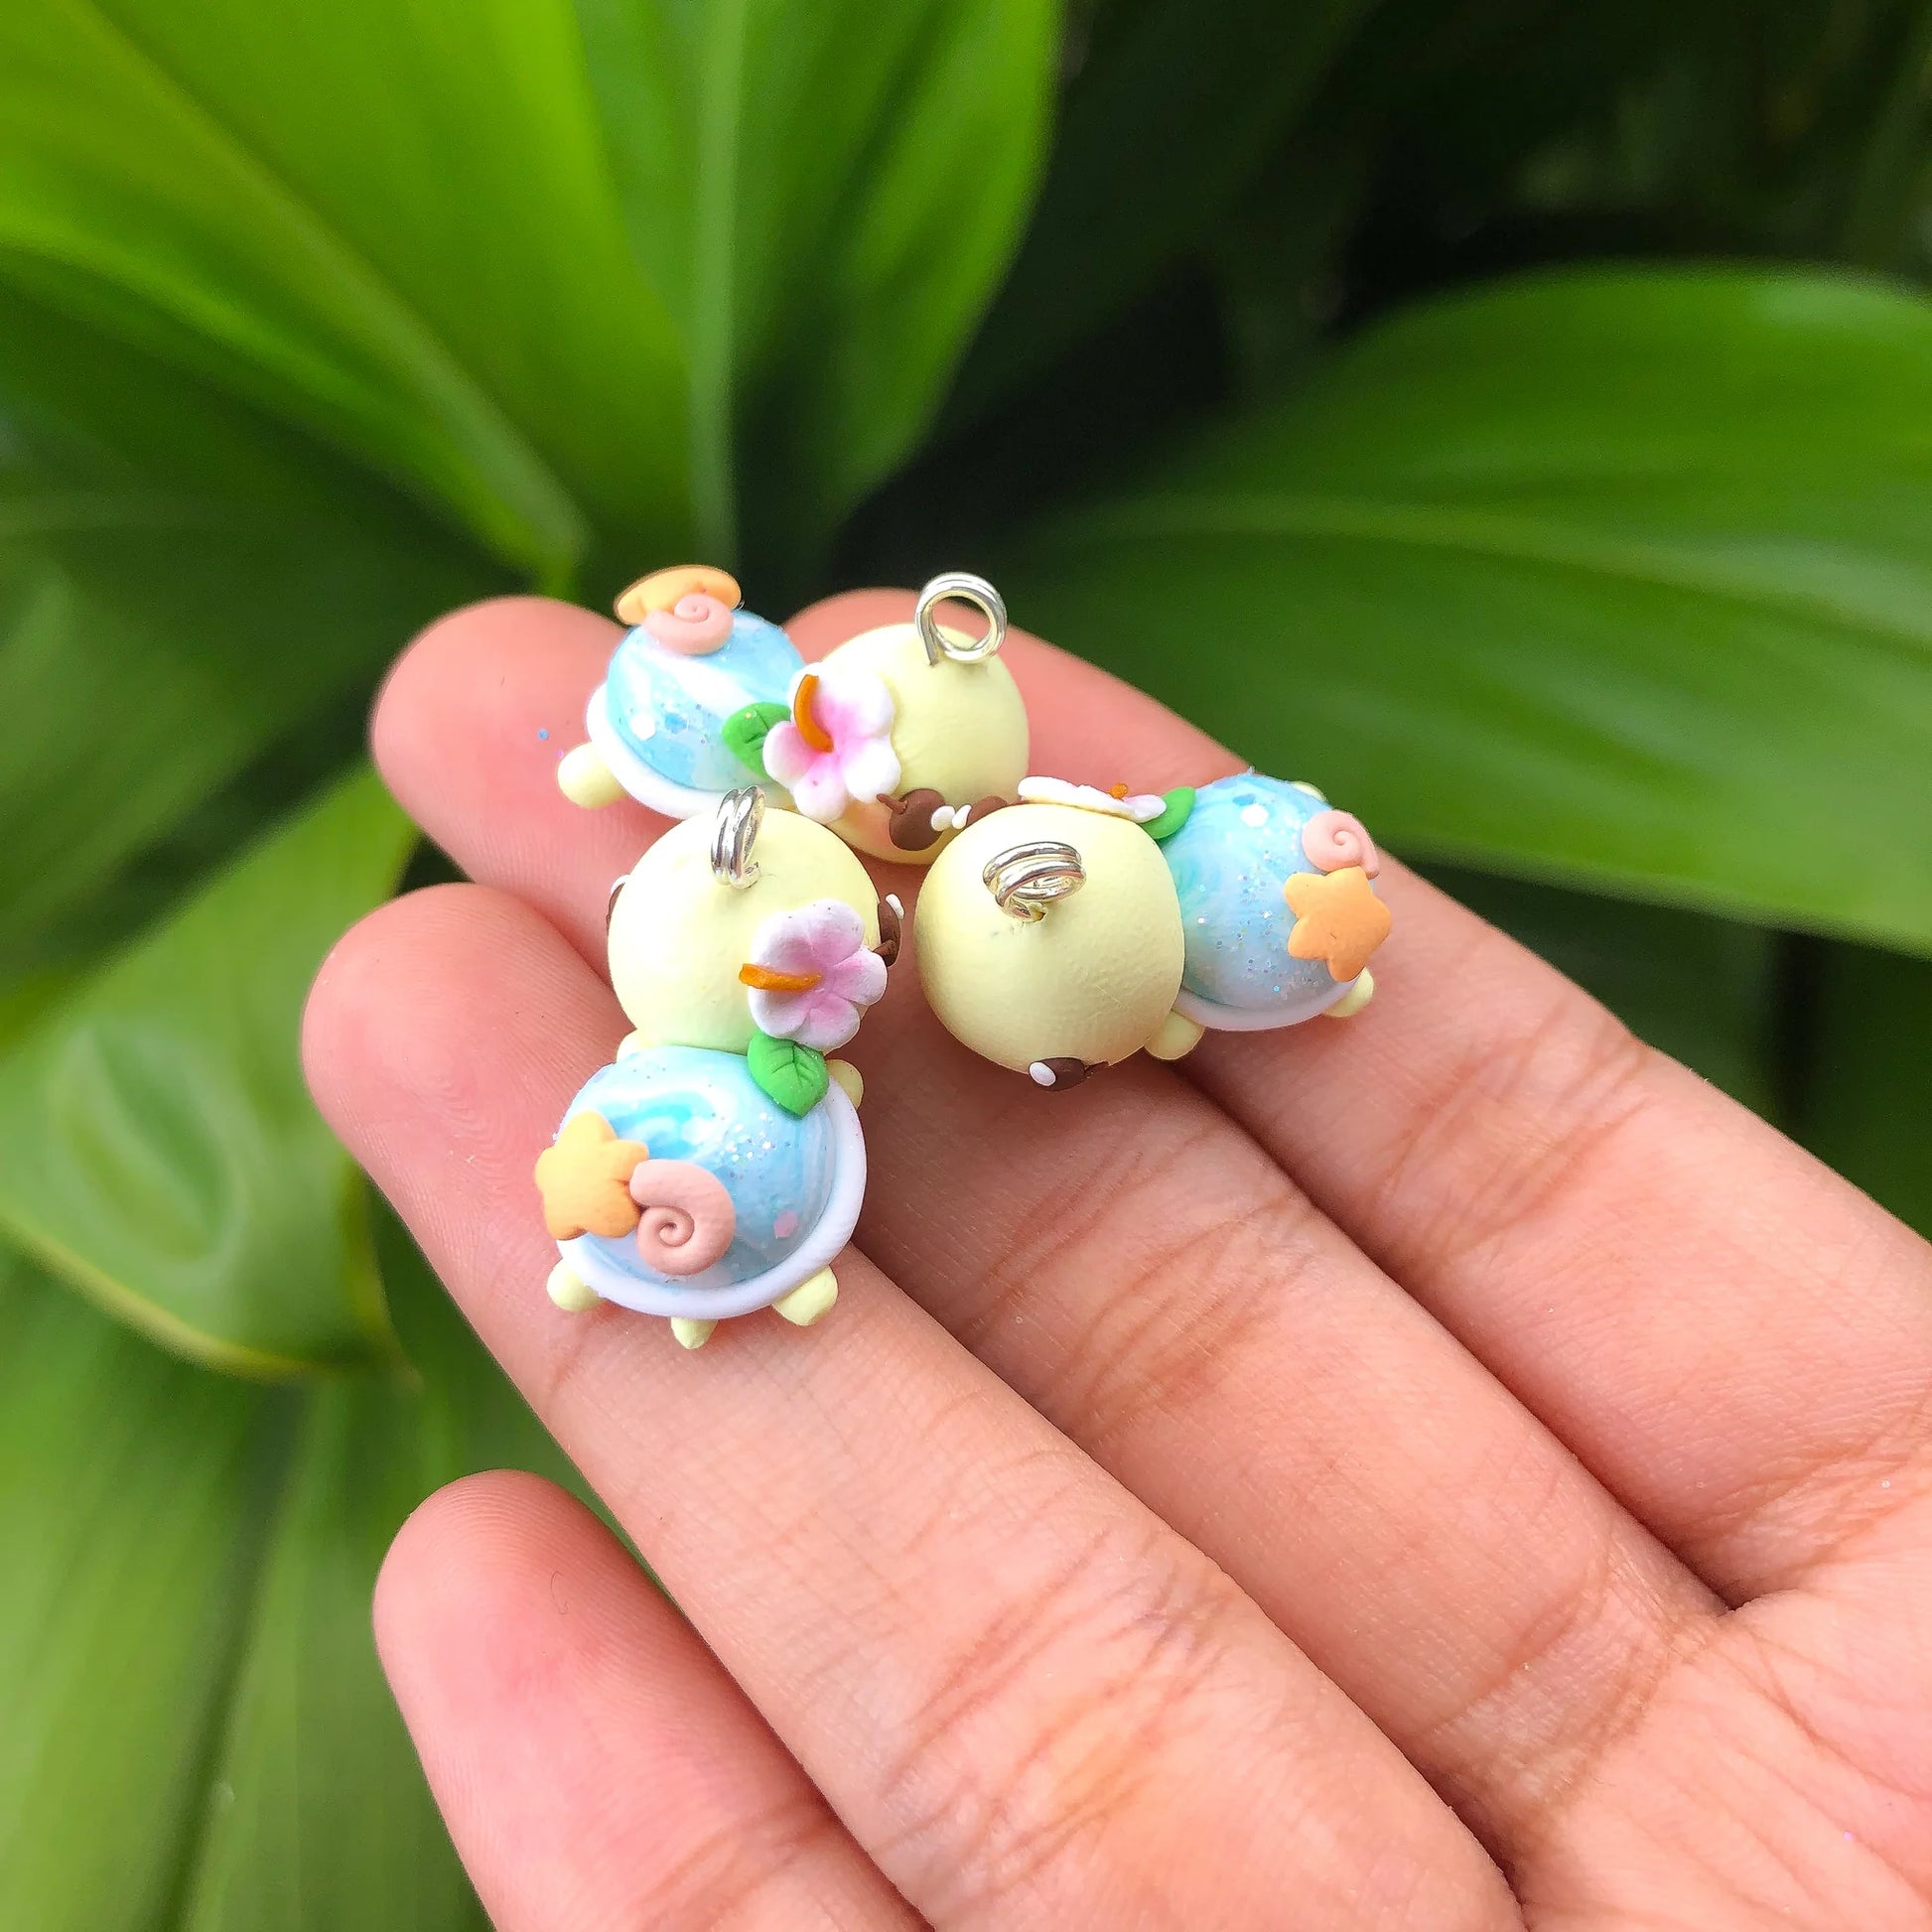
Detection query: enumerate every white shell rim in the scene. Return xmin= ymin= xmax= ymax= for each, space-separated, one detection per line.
xmin=1171 ymin=975 xmax=1358 ymax=1031
xmin=584 ymin=684 xmax=793 ymax=821
xmin=557 ymin=1079 xmax=865 ymax=1318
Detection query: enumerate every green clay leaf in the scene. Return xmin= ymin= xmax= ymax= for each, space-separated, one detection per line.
xmin=747 ymin=1031 xmax=829 ymax=1118
xmin=1144 ymin=786 xmax=1197 ymax=842
xmin=723 ymin=700 xmax=791 ymax=781
xmin=0 ymin=765 xmax=417 ymax=1374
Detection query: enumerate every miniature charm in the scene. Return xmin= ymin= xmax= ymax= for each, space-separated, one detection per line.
xmin=557 ymin=565 xmax=804 ymax=818
xmin=536 ymin=789 xmax=897 ymax=1348
xmin=916 ymin=769 xmax=1389 ymax=1089
xmin=729 ymin=572 xmax=1030 ymax=862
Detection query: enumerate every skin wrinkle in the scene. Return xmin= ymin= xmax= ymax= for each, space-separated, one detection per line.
xmin=642 ymin=1793 xmax=862 ymax=1931
xmin=1358 ymin=990 xmax=1658 ymax=1293
xmin=866 ymin=1512 xmax=1268 ymax=1926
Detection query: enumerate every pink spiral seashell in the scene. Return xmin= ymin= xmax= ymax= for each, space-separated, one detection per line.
xmin=628 ymin=1160 xmax=736 ymax=1275
xmin=1301 ymin=808 xmax=1381 ymax=878
xmin=644 ymin=592 xmax=734 ymax=655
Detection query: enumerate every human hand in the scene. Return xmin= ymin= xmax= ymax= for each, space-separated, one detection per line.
xmin=305 ymin=591 xmax=1932 ymax=1930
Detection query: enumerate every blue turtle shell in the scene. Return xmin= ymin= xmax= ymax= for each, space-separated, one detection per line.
xmin=556 ymin=1044 xmax=862 ymax=1319
xmin=602 ymin=610 xmax=800 ymax=793
xmin=1161 ymin=771 xmax=1365 ymax=1025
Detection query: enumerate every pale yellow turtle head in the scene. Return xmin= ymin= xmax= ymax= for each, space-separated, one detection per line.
xmin=812 ymin=621 xmax=1030 ymax=863
xmin=915 ymin=798 xmax=1184 ymax=1076
xmin=609 ymin=809 xmax=882 ymax=1052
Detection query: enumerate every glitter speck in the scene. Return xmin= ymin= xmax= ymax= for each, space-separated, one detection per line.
xmin=1241 ymin=803 xmax=1269 ymax=828
xmin=537 ymin=728 xmax=549 ymax=740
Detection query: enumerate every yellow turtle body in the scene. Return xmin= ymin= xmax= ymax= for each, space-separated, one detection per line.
xmin=609 ymin=809 xmax=881 ymax=1053
xmin=914 ymin=802 xmax=1184 ymax=1078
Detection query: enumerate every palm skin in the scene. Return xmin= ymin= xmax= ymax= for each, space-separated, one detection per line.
xmin=305 ymin=589 xmax=1932 ymax=1931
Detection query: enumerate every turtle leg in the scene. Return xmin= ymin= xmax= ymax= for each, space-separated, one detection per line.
xmin=546 ymin=1261 xmax=601 ymax=1312
xmin=826 ymin=1058 xmax=864 ymax=1107
xmin=771 ymin=1267 xmax=838 ymax=1328
xmin=1326 ymin=969 xmax=1375 ymax=1019
xmin=558 ymin=743 xmax=625 ymax=808
xmin=670 ymin=1316 xmax=718 ymax=1350
xmin=1146 ymin=1011 xmax=1205 ymax=1061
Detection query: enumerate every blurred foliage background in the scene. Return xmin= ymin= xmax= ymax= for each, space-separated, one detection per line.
xmin=2 ymin=0 xmax=1928 ymax=1923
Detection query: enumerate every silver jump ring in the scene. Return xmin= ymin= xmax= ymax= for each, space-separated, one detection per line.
xmin=915 ymin=571 xmax=1007 ymax=666
xmin=712 ymin=786 xmax=764 ymax=889
xmin=982 ymin=840 xmax=1084 ymax=921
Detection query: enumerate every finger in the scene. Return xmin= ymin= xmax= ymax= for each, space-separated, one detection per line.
xmin=370 ymin=593 xmax=1717 ymax=1856
xmin=375 ymin=1470 xmax=913 ymax=1931
xmin=308 ymin=888 xmax=1516 ymax=1931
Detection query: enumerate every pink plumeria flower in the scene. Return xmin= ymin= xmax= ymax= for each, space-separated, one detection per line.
xmin=738 ymin=899 xmax=888 ymax=1051
xmin=761 ymin=665 xmax=900 ymax=822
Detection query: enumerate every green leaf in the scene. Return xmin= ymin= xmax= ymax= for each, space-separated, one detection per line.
xmin=1799 ymin=941 xmax=1932 ymax=1238
xmin=0 ymin=1254 xmax=282 ymax=1932
xmin=575 ymin=0 xmax=1059 ymax=560
xmin=953 ymin=0 xmax=1370 ymax=418
xmin=0 ymin=280 xmax=498 ymax=969
xmin=0 ymin=0 xmax=691 ymax=581
xmin=1006 ymin=269 xmax=1932 ymax=953
xmin=0 ymin=1206 xmax=596 ymax=1932
xmin=1144 ymin=785 xmax=1195 ymax=842
xmin=177 ymin=1206 xmax=582 ymax=1932
xmin=0 ymin=765 xmax=417 ymax=1373
xmin=747 ymin=1029 xmax=829 ymax=1116
xmin=722 ymin=699 xmax=791 ymax=780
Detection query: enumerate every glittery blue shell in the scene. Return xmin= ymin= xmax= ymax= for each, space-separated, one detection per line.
xmin=1161 ymin=772 xmax=1349 ymax=1014
xmin=602 ymin=611 xmax=801 ymax=791
xmin=560 ymin=1046 xmax=843 ymax=1298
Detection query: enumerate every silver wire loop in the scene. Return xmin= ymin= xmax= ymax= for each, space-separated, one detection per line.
xmin=915 ymin=571 xmax=1008 ymax=666
xmin=982 ymin=840 xmax=1084 ymax=921
xmin=712 ymin=786 xmax=764 ymax=889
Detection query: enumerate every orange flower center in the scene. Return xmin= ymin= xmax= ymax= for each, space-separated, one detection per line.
xmin=792 ymin=673 xmax=836 ymax=754
xmin=739 ymin=963 xmax=824 ymax=992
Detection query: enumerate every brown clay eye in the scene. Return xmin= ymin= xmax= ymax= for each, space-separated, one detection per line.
xmin=874 ymin=893 xmax=903 ymax=967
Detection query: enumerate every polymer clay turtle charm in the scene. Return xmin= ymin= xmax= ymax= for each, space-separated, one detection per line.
xmin=727 ymin=573 xmax=1030 ymax=862
xmin=535 ymin=790 xmax=897 ymax=1348
xmin=556 ymin=565 xmax=803 ymax=818
xmin=915 ymin=772 xmax=1388 ymax=1089
xmin=1161 ymin=773 xmax=1385 ymax=1036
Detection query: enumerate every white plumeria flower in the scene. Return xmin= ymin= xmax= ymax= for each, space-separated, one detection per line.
xmin=1017 ymin=775 xmax=1167 ymax=822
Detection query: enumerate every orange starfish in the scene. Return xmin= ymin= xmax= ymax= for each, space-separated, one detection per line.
xmin=1284 ymin=865 xmax=1392 ymax=982
xmin=534 ymin=1112 xmax=649 ymax=1240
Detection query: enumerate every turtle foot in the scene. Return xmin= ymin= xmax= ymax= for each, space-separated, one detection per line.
xmin=1147 ymin=1012 xmax=1205 ymax=1061
xmin=558 ymin=743 xmax=625 ymax=808
xmin=772 ymin=1268 xmax=838 ymax=1327
xmin=670 ymin=1316 xmax=718 ymax=1350
xmin=1326 ymin=969 xmax=1375 ymax=1020
xmin=546 ymin=1262 xmax=600 ymax=1312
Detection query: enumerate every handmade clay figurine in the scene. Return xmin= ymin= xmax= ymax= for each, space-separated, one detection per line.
xmin=727 ymin=572 xmax=1030 ymax=862
xmin=916 ymin=771 xmax=1388 ymax=1089
xmin=556 ymin=565 xmax=803 ymax=817
xmin=535 ymin=789 xmax=898 ymax=1348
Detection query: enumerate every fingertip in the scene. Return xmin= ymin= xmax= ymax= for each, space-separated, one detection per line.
xmin=374 ymin=1468 xmax=596 ymax=1695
